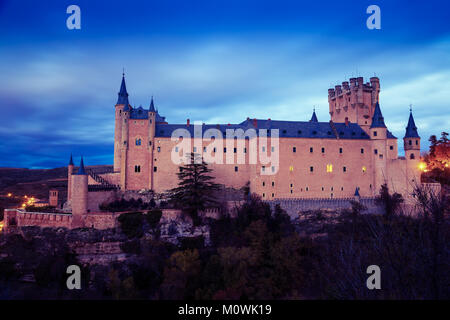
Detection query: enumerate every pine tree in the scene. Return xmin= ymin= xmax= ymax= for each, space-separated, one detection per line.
xmin=168 ymin=153 xmax=221 ymax=225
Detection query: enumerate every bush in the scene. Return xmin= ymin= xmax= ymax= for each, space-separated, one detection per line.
xmin=145 ymin=209 xmax=163 ymax=229
xmin=118 ymin=212 xmax=144 ymax=238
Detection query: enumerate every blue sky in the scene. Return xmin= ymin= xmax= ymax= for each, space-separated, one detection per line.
xmin=0 ymin=0 xmax=449 ymax=168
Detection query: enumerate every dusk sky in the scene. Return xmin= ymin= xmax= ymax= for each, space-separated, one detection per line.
xmin=0 ymin=0 xmax=449 ymax=168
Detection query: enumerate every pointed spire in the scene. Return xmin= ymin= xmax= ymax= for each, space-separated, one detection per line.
xmin=354 ymin=187 xmax=360 ymax=197
xmin=310 ymin=108 xmax=318 ymax=122
xmin=69 ymin=153 xmax=74 ymax=166
xmin=77 ymin=157 xmax=87 ymax=175
xmin=149 ymin=96 xmax=156 ymax=112
xmin=116 ymin=73 xmax=129 ymax=105
xmin=370 ymin=102 xmax=386 ymax=128
xmin=404 ymin=109 xmax=420 ymax=138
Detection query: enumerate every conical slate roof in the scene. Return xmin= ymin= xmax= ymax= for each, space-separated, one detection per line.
xmin=404 ymin=111 xmax=420 ymax=138
xmin=370 ymin=102 xmax=386 ymax=128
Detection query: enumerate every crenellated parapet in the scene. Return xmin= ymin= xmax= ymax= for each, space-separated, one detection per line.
xmin=328 ymin=76 xmax=380 ymax=128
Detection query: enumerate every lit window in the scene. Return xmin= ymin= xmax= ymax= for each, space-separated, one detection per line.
xmin=362 ymin=166 xmax=366 ymax=173
xmin=326 ymin=164 xmax=333 ymax=172
xmin=289 ymin=165 xmax=294 ymax=172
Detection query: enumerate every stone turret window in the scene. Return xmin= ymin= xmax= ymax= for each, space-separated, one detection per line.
xmin=373 ymin=131 xmax=377 ymax=136
xmin=410 ymin=153 xmax=415 ymax=159
xmin=416 ymin=140 xmax=418 ymax=145
xmin=409 ymin=140 xmax=412 ymax=145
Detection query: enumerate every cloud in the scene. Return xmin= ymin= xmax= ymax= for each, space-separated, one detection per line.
xmin=0 ymin=33 xmax=449 ymax=167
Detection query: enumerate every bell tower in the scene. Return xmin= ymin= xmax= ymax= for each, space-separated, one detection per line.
xmin=114 ymin=73 xmax=129 ymax=172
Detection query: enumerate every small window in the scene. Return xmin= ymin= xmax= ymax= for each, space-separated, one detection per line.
xmin=234 ymin=166 xmax=238 ymax=172
xmin=234 ymin=147 xmax=237 ymax=153
xmin=271 ymin=146 xmax=275 ymax=152
xmin=298 ymin=130 xmax=302 ymax=135
xmin=244 ymin=147 xmax=247 ymax=153
xmin=390 ymin=145 xmax=393 ymax=150
xmin=290 ymin=183 xmax=293 ymax=188
xmin=310 ymin=147 xmax=313 ymax=153
xmin=262 ymin=182 xmax=265 ymax=187
xmin=362 ymin=166 xmax=367 ymax=173
xmin=203 ymin=147 xmax=207 ymax=152
xmin=213 ymin=147 xmax=216 ymax=153
xmin=321 ymin=187 xmax=324 ymax=191
xmin=415 ymin=140 xmax=418 ymax=145
xmin=153 ymin=167 xmax=157 ymax=172
xmin=331 ymin=187 xmax=334 ymax=191
xmin=262 ymin=166 xmax=265 ymax=172
xmin=343 ymin=166 xmax=347 ymax=172
xmin=410 ymin=153 xmax=415 ymax=159
xmin=193 ymin=147 xmax=197 ymax=152
xmin=262 ymin=146 xmax=266 ymax=152
xmin=135 ymin=138 xmax=142 ymax=146
xmin=322 ymin=147 xmax=325 ymax=153
xmin=175 ymin=147 xmax=179 ymax=152
xmin=326 ymin=164 xmax=333 ymax=173
xmin=157 ymin=147 xmax=161 ymax=152
xmin=374 ymin=149 xmax=378 ymax=155
xmin=272 ymin=193 xmax=275 ymax=197
xmin=339 ymin=147 xmax=343 ymax=154
xmin=306 ymin=187 xmax=309 ymax=191
xmin=293 ymin=147 xmax=296 ymax=153
xmin=272 ymin=181 xmax=275 ymax=187
xmin=361 ymin=148 xmax=364 ymax=154
xmin=271 ymin=166 xmax=275 ymax=173
xmin=310 ymin=166 xmax=314 ymax=172
xmin=373 ymin=131 xmax=377 ymax=137
xmin=262 ymin=193 xmax=265 ymax=198
xmin=341 ymin=187 xmax=344 ymax=191
xmin=224 ymin=147 xmax=227 ymax=153
xmin=134 ymin=165 xmax=141 ymax=173
xmin=409 ymin=140 xmax=412 ymax=146
xmin=290 ymin=190 xmax=293 ymax=194
xmin=282 ymin=130 xmax=287 ymax=134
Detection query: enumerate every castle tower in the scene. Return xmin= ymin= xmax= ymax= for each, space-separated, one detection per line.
xmin=328 ymin=76 xmax=380 ymax=131
xmin=404 ymin=109 xmax=421 ymax=198
xmin=71 ymin=157 xmax=88 ymax=228
xmin=119 ymin=94 xmax=131 ymax=190
xmin=67 ymin=154 xmax=74 ymax=202
xmin=49 ymin=189 xmax=59 ymax=207
xmin=369 ymin=102 xmax=388 ymax=195
xmin=114 ymin=73 xmax=129 ymax=172
xmin=148 ymin=97 xmax=156 ymax=190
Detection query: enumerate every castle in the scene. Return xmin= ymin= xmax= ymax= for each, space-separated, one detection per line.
xmin=4 ymin=74 xmax=429 ymax=231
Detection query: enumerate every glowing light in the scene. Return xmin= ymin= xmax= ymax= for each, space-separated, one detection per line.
xmin=418 ymin=162 xmax=426 ymax=171
xmin=445 ymin=163 xmax=449 ymax=168
xmin=289 ymin=165 xmax=294 ymax=172
xmin=326 ymin=164 xmax=333 ymax=173
xmin=362 ymin=166 xmax=367 ymax=173
xmin=7 ymin=193 xmax=12 ymax=197
xmin=0 ymin=221 xmax=4 ymax=232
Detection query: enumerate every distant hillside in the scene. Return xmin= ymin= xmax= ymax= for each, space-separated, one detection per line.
xmin=0 ymin=165 xmax=112 ymax=205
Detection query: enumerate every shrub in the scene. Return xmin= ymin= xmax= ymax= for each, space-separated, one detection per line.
xmin=118 ymin=212 xmax=144 ymax=238
xmin=145 ymin=209 xmax=163 ymax=229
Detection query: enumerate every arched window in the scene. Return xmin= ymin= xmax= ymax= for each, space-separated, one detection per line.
xmin=135 ymin=138 xmax=142 ymax=146
xmin=410 ymin=153 xmax=415 ymax=159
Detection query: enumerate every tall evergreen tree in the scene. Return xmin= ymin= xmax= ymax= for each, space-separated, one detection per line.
xmin=168 ymin=153 xmax=221 ymax=225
